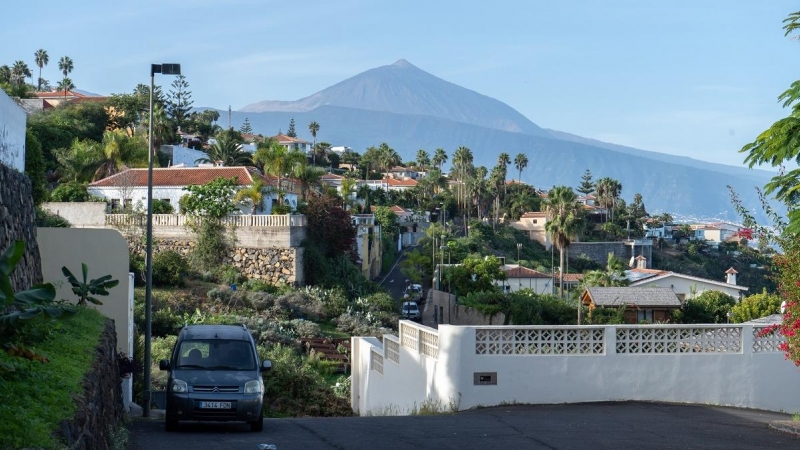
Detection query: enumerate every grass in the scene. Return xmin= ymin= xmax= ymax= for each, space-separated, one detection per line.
xmin=319 ymin=320 xmax=351 ymax=339
xmin=0 ymin=307 xmax=105 ymax=449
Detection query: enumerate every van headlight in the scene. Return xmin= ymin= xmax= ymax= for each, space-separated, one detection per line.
xmin=171 ymin=379 xmax=188 ymax=393
xmin=244 ymin=380 xmax=263 ymax=394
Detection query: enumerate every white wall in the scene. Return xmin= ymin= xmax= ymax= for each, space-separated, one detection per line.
xmin=635 ymin=276 xmax=745 ymax=301
xmin=353 ymin=322 xmax=800 ymax=416
xmin=168 ymin=145 xmax=208 ymax=167
xmin=496 ymin=276 xmax=553 ymax=294
xmin=41 ymin=202 xmax=107 ymax=228
xmin=0 ymin=90 xmax=27 ymax=171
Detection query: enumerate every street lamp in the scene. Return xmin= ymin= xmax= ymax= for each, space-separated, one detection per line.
xmin=143 ymin=63 xmax=181 ymax=418
xmin=438 ymin=234 xmax=446 ymax=290
xmin=516 ymin=242 xmax=522 ymax=261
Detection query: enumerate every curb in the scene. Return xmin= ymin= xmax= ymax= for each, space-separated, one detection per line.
xmin=769 ymin=420 xmax=800 ymax=437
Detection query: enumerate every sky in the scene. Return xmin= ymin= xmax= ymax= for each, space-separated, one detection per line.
xmin=3 ymin=1 xmax=799 ymax=168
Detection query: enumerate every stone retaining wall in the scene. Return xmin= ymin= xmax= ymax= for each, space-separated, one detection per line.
xmin=131 ymin=238 xmax=301 ymax=285
xmin=0 ymin=163 xmax=42 ymax=291
xmin=57 ymin=319 xmax=124 ymax=450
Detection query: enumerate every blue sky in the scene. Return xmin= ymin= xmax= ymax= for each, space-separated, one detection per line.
xmin=3 ymin=1 xmax=798 ymax=167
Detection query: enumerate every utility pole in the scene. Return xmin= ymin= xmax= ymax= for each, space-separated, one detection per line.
xmin=228 ymin=105 xmax=232 ymax=130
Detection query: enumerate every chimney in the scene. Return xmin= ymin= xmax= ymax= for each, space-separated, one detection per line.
xmin=725 ymin=267 xmax=738 ymax=285
xmin=635 ymin=255 xmax=647 ymax=269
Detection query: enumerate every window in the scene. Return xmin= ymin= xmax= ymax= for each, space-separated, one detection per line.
xmin=110 ymin=199 xmax=121 ymax=211
xmin=532 ymin=219 xmax=538 ymax=224
xmin=637 ymin=309 xmax=654 ymax=323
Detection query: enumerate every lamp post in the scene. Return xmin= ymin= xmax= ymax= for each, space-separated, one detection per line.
xmin=143 ymin=63 xmax=181 ymax=418
xmin=516 ymin=242 xmax=522 ymax=261
xmin=439 ymin=234 xmax=446 ymax=290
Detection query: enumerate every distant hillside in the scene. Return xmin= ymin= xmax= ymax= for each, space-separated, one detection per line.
xmin=221 ymin=105 xmax=773 ymax=221
xmin=241 ymin=59 xmax=547 ymax=136
xmin=217 ymin=59 xmax=779 ymax=222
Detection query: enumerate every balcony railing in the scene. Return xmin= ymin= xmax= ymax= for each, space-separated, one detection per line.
xmin=105 ymin=213 xmax=307 ymax=228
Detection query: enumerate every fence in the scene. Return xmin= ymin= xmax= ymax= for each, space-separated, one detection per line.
xmin=353 ymin=322 xmax=800 ymax=416
xmin=105 ymin=213 xmax=306 ymax=228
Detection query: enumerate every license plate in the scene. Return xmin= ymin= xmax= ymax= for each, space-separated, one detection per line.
xmin=199 ymin=401 xmax=232 ymax=409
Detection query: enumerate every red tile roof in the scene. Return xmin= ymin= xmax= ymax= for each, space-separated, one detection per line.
xmin=561 ymin=273 xmax=584 ymax=282
xmin=89 ymin=167 xmax=264 ymax=187
xmin=503 ymin=266 xmax=551 ymax=279
xmin=271 ymin=133 xmax=309 ymax=144
xmin=384 ymin=178 xmax=417 ymax=187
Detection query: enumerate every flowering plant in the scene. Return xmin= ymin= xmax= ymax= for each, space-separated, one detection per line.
xmin=758 ymin=238 xmax=800 ymax=365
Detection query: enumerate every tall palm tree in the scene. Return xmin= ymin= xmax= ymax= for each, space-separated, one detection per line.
xmin=58 ymin=56 xmax=74 ymax=98
xmin=253 ymin=141 xmax=305 ymax=204
xmin=308 ymin=121 xmax=320 ymax=164
xmin=432 ymin=148 xmax=448 ymax=172
xmin=595 ymin=177 xmax=622 ymax=223
xmin=514 ymin=153 xmax=529 ymax=184
xmin=92 ymin=130 xmax=149 ymax=181
xmin=234 ymin=179 xmax=267 ymax=214
xmin=55 ymin=139 xmax=103 ymax=183
xmin=34 ymin=49 xmax=48 ymax=91
xmin=294 ymin=164 xmax=325 ymax=201
xmin=0 ymin=65 xmax=10 ymax=84
xmin=543 ymin=186 xmax=581 ymax=302
xmin=416 ymin=149 xmax=430 ymax=171
xmin=196 ymin=135 xmax=253 ymax=167
xmin=56 ymin=78 xmax=74 ymax=97
xmin=451 ymin=146 xmax=474 ymax=211
xmin=10 ymin=61 xmax=31 ymax=86
xmin=340 ymin=176 xmax=358 ymax=210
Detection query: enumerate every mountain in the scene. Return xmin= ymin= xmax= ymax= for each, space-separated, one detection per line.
xmin=225 ymin=60 xmax=776 ymax=221
xmin=241 ymin=59 xmax=547 ymax=136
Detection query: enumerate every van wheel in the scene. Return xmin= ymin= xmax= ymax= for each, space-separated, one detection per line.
xmin=250 ymin=411 xmax=264 ymax=432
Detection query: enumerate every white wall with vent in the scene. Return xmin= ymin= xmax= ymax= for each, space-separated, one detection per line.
xmin=352 ymin=322 xmax=800 ymax=415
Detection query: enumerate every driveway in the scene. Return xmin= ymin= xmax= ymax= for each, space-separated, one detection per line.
xmin=130 ymin=402 xmax=798 ymax=449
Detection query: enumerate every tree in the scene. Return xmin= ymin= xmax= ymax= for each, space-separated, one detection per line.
xmin=166 ymin=74 xmax=193 ymax=130
xmin=92 ymin=130 xmax=149 ymax=181
xmin=54 ymin=139 xmax=102 ymax=182
xmin=0 ymin=65 xmax=9 ymax=84
xmin=57 ymin=56 xmax=73 ymax=98
xmin=180 ymin=177 xmax=238 ymax=219
xmin=339 ymin=177 xmax=358 ymax=210
xmin=432 ymin=148 xmax=448 ymax=172
xmin=294 ymin=164 xmax=325 ymax=202
xmin=514 ymin=153 xmax=528 ymax=184
xmin=25 ymin=130 xmax=47 ymax=204
xmin=10 ymin=60 xmax=31 ymax=86
xmin=675 ymin=290 xmax=736 ymax=324
xmin=400 ymin=249 xmax=429 ymax=284
xmin=305 ymin=195 xmax=357 ymax=259
xmin=312 ymin=141 xmax=331 ymax=166
xmin=582 ymin=253 xmax=630 ymax=288
xmin=543 ymin=186 xmax=581 ymax=304
xmin=308 ymin=121 xmax=320 ymax=163
xmin=287 ymin=118 xmax=297 ymax=137
xmin=34 ymin=49 xmax=48 ymax=92
xmin=374 ymin=206 xmax=400 ymax=239
xmin=731 ymin=289 xmax=782 ymax=323
xmin=240 ymin=118 xmax=253 ymax=134
xmin=253 ymin=140 xmax=305 ymax=204
xmin=197 ymin=134 xmax=253 ymax=167
xmin=577 ymin=169 xmax=594 ymax=196
xmin=595 ymin=177 xmax=622 ymax=223
xmin=416 ymin=149 xmax=430 ymax=171
xmin=233 ymin=179 xmax=267 ymax=214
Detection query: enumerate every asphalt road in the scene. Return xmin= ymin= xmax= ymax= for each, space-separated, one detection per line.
xmin=130 ymin=402 xmax=798 ymax=450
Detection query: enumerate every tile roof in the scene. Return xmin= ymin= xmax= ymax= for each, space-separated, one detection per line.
xmin=630 ymin=272 xmax=748 ymax=292
xmin=626 ymin=268 xmax=671 ymax=283
xmin=89 ymin=167 xmax=263 ymax=187
xmin=520 ymin=211 xmax=546 ymax=218
xmin=561 ymin=273 xmax=584 ymax=282
xmin=385 ymin=178 xmax=417 ymax=187
xmin=503 ymin=265 xmax=552 ymax=279
xmin=271 ymin=133 xmax=309 ymax=144
xmin=584 ymin=287 xmax=681 ymax=307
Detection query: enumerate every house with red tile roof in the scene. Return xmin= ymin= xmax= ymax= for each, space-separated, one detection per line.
xmin=509 ymin=211 xmax=551 ymax=249
xmin=625 ymin=258 xmax=748 ymax=302
xmin=88 ymin=166 xmax=300 ymax=214
xmin=271 ymin=133 xmax=312 ymax=154
xmin=495 ymin=264 xmax=556 ymax=294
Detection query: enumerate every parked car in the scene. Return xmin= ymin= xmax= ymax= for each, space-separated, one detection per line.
xmin=159 ymin=324 xmax=272 ymax=432
xmin=404 ymin=284 xmax=424 ymax=301
xmin=402 ymin=301 xmax=421 ymax=320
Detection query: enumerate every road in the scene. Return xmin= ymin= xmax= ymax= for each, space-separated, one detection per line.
xmin=130 ymin=402 xmax=798 ymax=450
xmin=379 ymin=231 xmax=425 ymax=301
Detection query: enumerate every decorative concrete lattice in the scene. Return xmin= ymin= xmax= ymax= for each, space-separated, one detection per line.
xmin=401 ymin=323 xmax=418 ymax=352
xmin=385 ymin=338 xmax=400 ymax=364
xmin=420 ymin=329 xmax=439 ymax=359
xmin=752 ymin=326 xmax=784 ymax=353
xmin=370 ymin=348 xmax=383 ymax=375
xmin=475 ymin=328 xmax=605 ymax=355
xmin=615 ymin=327 xmax=742 ymax=354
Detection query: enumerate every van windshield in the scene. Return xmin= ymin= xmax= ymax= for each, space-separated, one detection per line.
xmin=175 ymin=339 xmax=256 ymax=370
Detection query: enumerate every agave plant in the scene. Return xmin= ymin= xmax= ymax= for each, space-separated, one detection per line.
xmin=62 ymin=263 xmax=120 ymax=306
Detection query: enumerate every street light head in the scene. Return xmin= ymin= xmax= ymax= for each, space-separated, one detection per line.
xmin=152 ymin=63 xmax=181 ymax=76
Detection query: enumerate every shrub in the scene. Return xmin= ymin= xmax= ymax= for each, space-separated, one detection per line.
xmin=207 ymin=286 xmax=233 ymax=304
xmin=49 ymin=181 xmax=91 ymax=202
xmin=290 ymin=319 xmax=321 ymax=338
xmin=151 ymin=251 xmax=189 ymax=287
xmin=189 ymin=220 xmax=229 ymax=272
xmin=152 ymin=199 xmax=174 ymax=214
xmin=277 ymin=290 xmax=325 ymax=321
xmin=215 ymin=264 xmax=245 ymax=286
xmin=731 ymin=289 xmax=782 ymax=323
xmin=34 ymin=206 xmax=71 ymax=227
xmin=242 ymin=279 xmax=279 ymax=293
xmin=674 ymin=290 xmax=736 ymax=324
xmin=271 ymin=204 xmax=292 ymax=214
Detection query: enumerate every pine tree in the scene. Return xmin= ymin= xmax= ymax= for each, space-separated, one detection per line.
xmin=287 ymin=118 xmax=297 ymax=137
xmin=577 ymin=169 xmax=594 ymax=195
xmin=240 ymin=118 xmax=253 ymax=134
xmin=166 ymin=74 xmax=193 ymax=130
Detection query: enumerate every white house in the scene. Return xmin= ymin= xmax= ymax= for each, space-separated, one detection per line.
xmin=627 ymin=264 xmax=748 ymax=302
xmin=88 ymin=166 xmax=299 ymax=214
xmin=495 ymin=264 xmax=555 ymax=294
xmin=271 ymin=133 xmax=312 ymax=154
xmin=160 ymin=144 xmax=209 ymax=168
xmin=0 ymin=89 xmax=27 ymax=171
xmin=509 ymin=211 xmax=551 ymax=249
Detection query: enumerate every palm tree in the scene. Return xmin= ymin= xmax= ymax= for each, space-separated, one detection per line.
xmin=340 ymin=177 xmax=358 ymax=210
xmin=451 ymin=146 xmax=474 ymax=211
xmin=543 ymin=186 xmax=581 ymax=302
xmin=55 ymin=139 xmax=103 ymax=183
xmin=432 ymin=148 xmax=448 ymax=172
xmin=196 ymin=135 xmax=253 ymax=167
xmin=58 ymin=56 xmax=74 ymax=98
xmin=92 ymin=130 xmax=149 ymax=181
xmin=234 ymin=179 xmax=267 ymax=214
xmin=595 ymin=177 xmax=622 ymax=223
xmin=34 ymin=49 xmax=48 ymax=91
xmin=253 ymin=141 xmax=305 ymax=204
xmin=10 ymin=61 xmax=31 ymax=86
xmin=294 ymin=165 xmax=325 ymax=201
xmin=416 ymin=149 xmax=430 ymax=171
xmin=355 ymin=183 xmax=373 ymax=213
xmin=514 ymin=153 xmax=528 ymax=184
xmin=582 ymin=253 xmax=630 ymax=288
xmin=0 ymin=65 xmax=10 ymax=84
xmin=308 ymin=121 xmax=320 ymax=164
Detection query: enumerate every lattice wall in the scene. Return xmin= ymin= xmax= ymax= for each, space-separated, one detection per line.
xmin=752 ymin=326 xmax=784 ymax=353
xmin=615 ymin=327 xmax=742 ymax=354
xmin=475 ymin=328 xmax=605 ymax=355
xmin=385 ymin=338 xmax=400 ymax=364
xmin=370 ymin=348 xmax=383 ymax=375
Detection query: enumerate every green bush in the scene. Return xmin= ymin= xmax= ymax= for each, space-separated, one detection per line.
xmin=152 ymin=199 xmax=174 ymax=214
xmin=242 ymin=279 xmax=279 ymax=293
xmin=731 ymin=289 xmax=782 ymax=323
xmin=0 ymin=308 xmax=105 ymax=450
xmin=216 ymin=264 xmax=245 ymax=286
xmin=674 ymin=290 xmax=736 ymax=324
xmin=34 ymin=206 xmax=71 ymax=227
xmin=152 ymin=251 xmax=189 ymax=287
xmin=49 ymin=181 xmax=92 ymax=202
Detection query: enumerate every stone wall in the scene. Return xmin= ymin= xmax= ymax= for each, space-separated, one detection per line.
xmin=56 ymin=319 xmax=124 ymax=450
xmin=130 ymin=238 xmax=302 ymax=285
xmin=0 ymin=163 xmax=42 ymax=291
